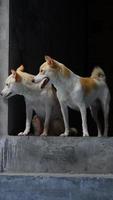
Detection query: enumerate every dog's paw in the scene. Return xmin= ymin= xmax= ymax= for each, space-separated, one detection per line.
xmin=18 ymin=132 xmax=28 ymax=136
xmin=40 ymin=132 xmax=48 ymax=136
xmin=103 ymin=133 xmax=107 ymax=137
xmin=98 ymin=134 xmax=102 ymax=137
xmin=60 ymin=132 xmax=69 ymax=137
xmin=83 ymin=133 xmax=89 ymax=137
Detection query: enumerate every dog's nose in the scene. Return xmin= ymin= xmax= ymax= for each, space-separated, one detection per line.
xmin=32 ymin=79 xmax=35 ymax=83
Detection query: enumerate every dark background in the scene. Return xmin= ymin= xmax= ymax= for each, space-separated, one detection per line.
xmin=9 ymin=0 xmax=113 ymax=136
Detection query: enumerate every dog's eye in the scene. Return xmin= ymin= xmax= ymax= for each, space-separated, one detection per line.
xmin=6 ymin=83 xmax=9 ymax=87
xmin=40 ymin=69 xmax=44 ymax=74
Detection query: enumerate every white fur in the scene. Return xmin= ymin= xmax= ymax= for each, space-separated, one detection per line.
xmin=34 ymin=56 xmax=110 ymax=137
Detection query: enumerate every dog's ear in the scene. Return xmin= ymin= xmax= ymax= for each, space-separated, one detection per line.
xmin=11 ymin=69 xmax=16 ymax=77
xmin=45 ymin=56 xmax=54 ymax=65
xmin=11 ymin=69 xmax=21 ymax=82
xmin=17 ymin=65 xmax=24 ymax=72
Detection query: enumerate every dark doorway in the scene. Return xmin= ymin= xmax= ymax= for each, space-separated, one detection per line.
xmin=9 ymin=0 xmax=113 ymax=136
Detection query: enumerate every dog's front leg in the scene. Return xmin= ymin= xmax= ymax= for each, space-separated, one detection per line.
xmin=59 ymin=102 xmax=69 ymax=136
xmin=79 ymin=104 xmax=89 ymax=137
xmin=18 ymin=101 xmax=33 ymax=136
xmin=41 ymin=106 xmax=52 ymax=136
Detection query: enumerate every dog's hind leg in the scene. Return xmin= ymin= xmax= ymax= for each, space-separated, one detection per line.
xmin=90 ymin=103 xmax=102 ymax=137
xmin=102 ymin=103 xmax=109 ymax=137
xmin=40 ymin=105 xmax=52 ymax=136
xmin=101 ymin=91 xmax=110 ymax=137
xmin=32 ymin=115 xmax=43 ymax=136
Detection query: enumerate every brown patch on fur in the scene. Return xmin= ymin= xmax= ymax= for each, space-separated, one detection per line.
xmin=51 ymin=60 xmax=70 ymax=77
xmin=15 ymin=73 xmax=21 ymax=82
xmin=40 ymin=59 xmax=70 ymax=77
xmin=80 ymin=77 xmax=97 ymax=95
xmin=20 ymin=72 xmax=34 ymax=81
xmin=49 ymin=61 xmax=70 ymax=77
xmin=17 ymin=65 xmax=24 ymax=72
xmin=11 ymin=69 xmax=21 ymax=82
xmin=17 ymin=66 xmax=34 ymax=82
xmin=60 ymin=65 xmax=70 ymax=77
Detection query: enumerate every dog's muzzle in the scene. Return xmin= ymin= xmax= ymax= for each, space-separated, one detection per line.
xmin=5 ymin=92 xmax=13 ymax=98
xmin=1 ymin=92 xmax=13 ymax=99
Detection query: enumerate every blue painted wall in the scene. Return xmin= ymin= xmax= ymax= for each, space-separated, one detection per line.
xmin=0 ymin=175 xmax=113 ymax=200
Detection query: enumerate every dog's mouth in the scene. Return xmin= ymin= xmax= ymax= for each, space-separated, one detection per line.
xmin=40 ymin=77 xmax=50 ymax=89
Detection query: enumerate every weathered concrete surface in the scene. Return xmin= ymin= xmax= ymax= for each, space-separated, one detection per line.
xmin=0 ymin=174 xmax=113 ymax=200
xmin=0 ymin=0 xmax=9 ymax=135
xmin=0 ymin=136 xmax=113 ymax=174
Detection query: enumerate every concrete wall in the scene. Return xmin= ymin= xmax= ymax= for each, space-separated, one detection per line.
xmin=0 ymin=0 xmax=9 ymax=135
xmin=0 ymin=136 xmax=113 ymax=174
xmin=0 ymin=174 xmax=113 ymax=200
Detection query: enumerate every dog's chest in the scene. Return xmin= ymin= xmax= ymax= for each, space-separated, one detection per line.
xmin=25 ymin=95 xmax=46 ymax=118
xmin=66 ymin=97 xmax=79 ymax=110
xmin=57 ymin=89 xmax=79 ymax=110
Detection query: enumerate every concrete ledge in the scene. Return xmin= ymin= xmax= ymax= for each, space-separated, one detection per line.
xmin=0 ymin=174 xmax=113 ymax=200
xmin=0 ymin=136 xmax=113 ymax=174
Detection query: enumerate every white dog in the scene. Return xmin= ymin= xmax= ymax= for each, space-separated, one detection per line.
xmin=1 ymin=65 xmax=66 ymax=136
xmin=33 ymin=56 xmax=110 ymax=137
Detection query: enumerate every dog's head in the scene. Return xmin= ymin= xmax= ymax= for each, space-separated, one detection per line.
xmin=33 ymin=56 xmax=70 ymax=88
xmin=1 ymin=69 xmax=22 ymax=99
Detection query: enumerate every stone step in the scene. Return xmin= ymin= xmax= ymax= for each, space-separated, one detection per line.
xmin=0 ymin=174 xmax=113 ymax=200
xmin=0 ymin=136 xmax=113 ymax=173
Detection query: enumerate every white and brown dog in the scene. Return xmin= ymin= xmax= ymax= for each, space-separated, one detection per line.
xmin=33 ymin=56 xmax=110 ymax=137
xmin=1 ymin=65 xmax=66 ymax=136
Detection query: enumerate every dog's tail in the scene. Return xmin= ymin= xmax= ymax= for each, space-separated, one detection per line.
xmin=91 ymin=66 xmax=106 ymax=81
